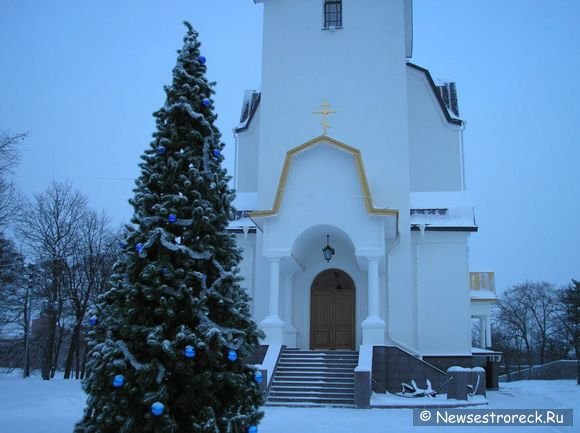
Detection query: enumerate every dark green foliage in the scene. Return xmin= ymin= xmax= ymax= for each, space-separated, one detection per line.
xmin=75 ymin=23 xmax=264 ymax=433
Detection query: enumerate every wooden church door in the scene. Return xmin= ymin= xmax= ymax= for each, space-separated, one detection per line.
xmin=310 ymin=269 xmax=355 ymax=350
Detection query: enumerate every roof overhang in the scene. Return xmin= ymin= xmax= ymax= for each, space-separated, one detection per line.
xmin=249 ymin=135 xmax=400 ymax=223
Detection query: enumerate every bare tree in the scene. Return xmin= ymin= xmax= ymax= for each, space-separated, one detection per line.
xmin=62 ymin=210 xmax=118 ymax=379
xmin=494 ymin=284 xmax=535 ymax=377
xmin=494 ymin=281 xmax=571 ymax=379
xmin=0 ymin=130 xmax=25 ymax=228
xmin=518 ymin=282 xmax=560 ymax=364
xmin=0 ymin=236 xmax=26 ymax=368
xmin=17 ymin=181 xmax=89 ymax=380
xmin=557 ymin=280 xmax=580 ymax=384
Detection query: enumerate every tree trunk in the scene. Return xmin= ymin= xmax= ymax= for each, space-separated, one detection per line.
xmin=75 ymin=328 xmax=83 ymax=379
xmin=42 ymin=309 xmax=57 ymax=380
xmin=574 ymin=346 xmax=580 ymax=385
xmin=63 ymin=326 xmax=77 ymax=379
xmin=22 ymin=288 xmax=31 ymax=378
xmin=52 ymin=316 xmax=65 ymax=378
xmin=80 ymin=342 xmax=89 ymax=379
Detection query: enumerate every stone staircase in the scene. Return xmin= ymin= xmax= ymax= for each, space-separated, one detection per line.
xmin=267 ymin=348 xmax=358 ymax=407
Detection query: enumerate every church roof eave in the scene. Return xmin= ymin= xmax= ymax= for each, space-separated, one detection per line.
xmin=235 ymin=91 xmax=261 ymax=133
xmin=248 ymin=135 xmax=400 ymax=225
xmin=406 ymin=62 xmax=463 ymax=126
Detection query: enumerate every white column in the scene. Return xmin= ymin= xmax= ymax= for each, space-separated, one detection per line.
xmin=268 ymin=258 xmax=280 ymax=318
xmin=368 ymin=258 xmax=380 ymax=317
xmin=361 ymin=256 xmax=386 ymax=345
xmin=260 ymin=258 xmax=284 ymax=344
xmin=283 ymin=273 xmax=297 ymax=347
xmin=485 ymin=315 xmax=492 ymax=348
xmin=479 ymin=316 xmax=486 ymax=349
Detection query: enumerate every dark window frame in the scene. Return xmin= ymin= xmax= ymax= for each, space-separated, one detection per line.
xmin=324 ymin=0 xmax=342 ymax=28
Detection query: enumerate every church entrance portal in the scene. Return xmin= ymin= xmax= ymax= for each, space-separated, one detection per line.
xmin=310 ymin=269 xmax=355 ymax=350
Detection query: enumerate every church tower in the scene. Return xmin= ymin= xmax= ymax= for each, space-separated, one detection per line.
xmin=231 ymin=0 xmax=485 ymax=399
xmin=255 ymin=0 xmax=414 ymax=214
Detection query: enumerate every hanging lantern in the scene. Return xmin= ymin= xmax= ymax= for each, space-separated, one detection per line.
xmin=322 ymin=234 xmax=335 ymax=263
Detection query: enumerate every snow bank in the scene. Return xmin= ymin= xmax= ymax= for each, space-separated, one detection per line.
xmin=0 ymin=374 xmax=578 ymax=433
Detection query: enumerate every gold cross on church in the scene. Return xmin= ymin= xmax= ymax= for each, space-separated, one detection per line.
xmin=313 ymin=102 xmax=337 ymax=135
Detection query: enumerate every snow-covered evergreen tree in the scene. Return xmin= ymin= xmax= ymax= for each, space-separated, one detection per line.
xmin=75 ymin=23 xmax=264 ymax=433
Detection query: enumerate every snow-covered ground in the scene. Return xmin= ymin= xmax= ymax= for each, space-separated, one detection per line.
xmin=0 ymin=372 xmax=577 ymax=433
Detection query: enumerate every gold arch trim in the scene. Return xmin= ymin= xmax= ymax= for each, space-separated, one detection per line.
xmin=249 ymin=135 xmax=400 ymax=220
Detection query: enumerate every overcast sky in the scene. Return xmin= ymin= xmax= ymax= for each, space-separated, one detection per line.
xmin=1 ymin=0 xmax=578 ymax=291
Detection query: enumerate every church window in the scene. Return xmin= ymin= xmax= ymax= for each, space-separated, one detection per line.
xmin=324 ymin=1 xmax=342 ymax=28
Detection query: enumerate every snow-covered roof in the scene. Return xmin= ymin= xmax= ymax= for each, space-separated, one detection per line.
xmin=471 ymin=347 xmax=502 ymax=355
xmin=228 ymin=192 xmax=258 ymax=232
xmin=406 ymin=63 xmax=463 ymax=126
xmin=410 ymin=191 xmax=477 ymax=230
xmin=470 ymin=289 xmax=498 ymax=301
xmin=227 ymin=217 xmax=256 ymax=232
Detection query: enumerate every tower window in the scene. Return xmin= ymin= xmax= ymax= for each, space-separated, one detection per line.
xmin=324 ymin=1 xmax=342 ymax=28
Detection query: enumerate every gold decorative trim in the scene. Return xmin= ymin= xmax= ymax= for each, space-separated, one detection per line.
xmin=250 ymin=135 xmax=399 ymax=222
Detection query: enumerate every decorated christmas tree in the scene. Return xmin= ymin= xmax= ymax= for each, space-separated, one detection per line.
xmin=75 ymin=23 xmax=264 ymax=433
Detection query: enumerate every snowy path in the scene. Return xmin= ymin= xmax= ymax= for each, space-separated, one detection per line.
xmin=0 ymin=375 xmax=577 ymax=433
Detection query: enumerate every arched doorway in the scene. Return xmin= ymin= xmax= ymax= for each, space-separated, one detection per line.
xmin=310 ymin=269 xmax=355 ymax=350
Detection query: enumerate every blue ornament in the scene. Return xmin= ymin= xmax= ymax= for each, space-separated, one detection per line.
xmin=212 ymin=149 xmax=221 ymax=158
xmin=136 ymin=243 xmax=143 ymax=253
xmin=157 ymin=145 xmax=166 ymax=155
xmin=198 ymin=55 xmax=206 ymax=64
xmin=254 ymin=371 xmax=263 ymax=384
xmin=228 ymin=350 xmax=237 ymax=362
xmin=118 ymin=240 xmax=127 ymax=249
xmin=248 ymin=426 xmax=258 ymax=433
xmin=184 ymin=345 xmax=196 ymax=358
xmin=168 ymin=214 xmax=177 ymax=223
xmin=88 ymin=315 xmax=98 ymax=326
xmin=202 ymin=98 xmax=210 ymax=107
xmin=113 ymin=374 xmax=125 ymax=388
xmin=151 ymin=402 xmax=164 ymax=416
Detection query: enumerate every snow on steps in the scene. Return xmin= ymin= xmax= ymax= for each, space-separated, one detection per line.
xmin=267 ymin=349 xmax=358 ymax=407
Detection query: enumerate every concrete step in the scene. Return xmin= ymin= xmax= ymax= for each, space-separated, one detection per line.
xmin=270 ymin=385 xmax=354 ymax=394
xmin=272 ymin=379 xmax=354 ymax=387
xmin=267 ymin=349 xmax=358 ymax=407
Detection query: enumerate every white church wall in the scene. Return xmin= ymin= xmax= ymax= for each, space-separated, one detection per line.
xmin=235 ymin=107 xmax=260 ymax=193
xmin=258 ymin=0 xmax=411 ymax=216
xmin=262 ymin=143 xmax=385 ymax=254
xmin=412 ymin=231 xmax=472 ymax=356
xmin=470 ymin=300 xmax=494 ymax=317
xmin=407 ymin=67 xmax=463 ymax=192
xmin=250 ymin=231 xmax=271 ymax=328
xmin=386 ymin=230 xmax=416 ymax=350
xmin=235 ymin=233 xmax=256 ymax=311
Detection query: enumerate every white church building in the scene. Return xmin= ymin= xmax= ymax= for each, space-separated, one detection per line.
xmin=228 ymin=0 xmax=498 ymax=402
